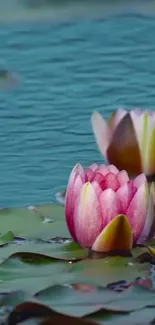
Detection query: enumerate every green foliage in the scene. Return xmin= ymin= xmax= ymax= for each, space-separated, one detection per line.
xmin=0 ymin=204 xmax=154 ymax=325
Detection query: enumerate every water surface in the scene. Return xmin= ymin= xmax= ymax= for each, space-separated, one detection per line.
xmin=0 ymin=6 xmax=155 ymax=207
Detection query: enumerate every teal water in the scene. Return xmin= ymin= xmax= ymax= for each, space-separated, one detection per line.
xmin=1 ymin=8 xmax=155 ymax=207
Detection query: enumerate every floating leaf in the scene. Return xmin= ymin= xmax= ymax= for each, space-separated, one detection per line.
xmin=0 ymin=204 xmax=70 ymax=240
xmin=0 ymin=257 xmax=73 ymax=295
xmin=0 ymin=204 xmax=154 ymax=324
xmin=70 ymin=257 xmax=149 ymax=286
xmin=35 ymin=283 xmax=155 ymax=316
xmin=6 ymin=300 xmax=98 ymax=325
xmin=87 ymin=307 xmax=155 ymax=325
xmin=0 ymin=241 xmax=88 ymax=263
xmin=0 ymin=231 xmax=14 ymax=246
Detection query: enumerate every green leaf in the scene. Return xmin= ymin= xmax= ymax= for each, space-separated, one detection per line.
xmin=0 ymin=257 xmax=73 ymax=294
xmin=0 ymin=257 xmax=70 ymax=281
xmin=0 ymin=204 xmax=154 ymax=325
xmin=35 ymin=283 xmax=155 ymax=317
xmin=0 ymin=274 xmax=73 ymax=295
xmin=70 ymin=257 xmax=149 ymax=286
xmin=0 ymin=290 xmax=37 ymax=309
xmin=0 ymin=204 xmax=70 ymax=240
xmin=35 ymin=284 xmax=119 ymax=317
xmin=0 ymin=241 xmax=88 ymax=262
xmin=87 ymin=307 xmax=155 ymax=325
xmin=5 ymin=300 xmax=97 ymax=325
xmin=0 ymin=231 xmax=14 ymax=246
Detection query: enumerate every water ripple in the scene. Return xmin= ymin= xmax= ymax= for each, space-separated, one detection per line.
xmin=0 ymin=14 xmax=154 ymax=206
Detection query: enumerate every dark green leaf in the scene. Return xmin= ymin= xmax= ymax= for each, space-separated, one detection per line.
xmin=0 ymin=241 xmax=88 ymax=262
xmin=87 ymin=307 xmax=155 ymax=325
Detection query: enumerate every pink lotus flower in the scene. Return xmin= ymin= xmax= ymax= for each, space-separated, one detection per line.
xmin=91 ymin=109 xmax=155 ymax=177
xmin=65 ymin=163 xmax=155 ymax=252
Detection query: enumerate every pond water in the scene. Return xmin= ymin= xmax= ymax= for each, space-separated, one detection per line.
xmin=0 ymin=1 xmax=155 ymax=207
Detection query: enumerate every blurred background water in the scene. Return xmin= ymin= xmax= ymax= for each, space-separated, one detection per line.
xmin=0 ymin=0 xmax=155 ymax=207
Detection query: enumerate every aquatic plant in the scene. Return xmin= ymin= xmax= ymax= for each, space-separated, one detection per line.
xmin=91 ymin=109 xmax=155 ymax=178
xmin=65 ymin=163 xmax=155 ymax=252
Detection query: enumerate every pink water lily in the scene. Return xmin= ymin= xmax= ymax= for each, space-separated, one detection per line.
xmin=65 ymin=163 xmax=155 ymax=252
xmin=91 ymin=109 xmax=155 ymax=177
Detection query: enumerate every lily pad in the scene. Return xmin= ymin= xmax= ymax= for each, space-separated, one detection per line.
xmin=0 ymin=203 xmax=154 ymax=324
xmin=87 ymin=307 xmax=155 ymax=325
xmin=0 ymin=257 xmax=73 ymax=295
xmin=0 ymin=241 xmax=88 ymax=262
xmin=5 ymin=299 xmax=97 ymax=325
xmin=69 ymin=257 xmax=149 ymax=286
xmin=0 ymin=204 xmax=70 ymax=240
xmin=0 ymin=231 xmax=14 ymax=246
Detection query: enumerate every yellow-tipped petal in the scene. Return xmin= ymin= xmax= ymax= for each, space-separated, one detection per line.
xmin=147 ymin=127 xmax=155 ymax=175
xmin=75 ymin=182 xmax=102 ymax=248
xmin=131 ymin=112 xmax=155 ymax=175
xmin=92 ymin=214 xmax=133 ymax=252
xmin=137 ymin=182 xmax=155 ymax=244
xmin=148 ymin=245 xmax=155 ymax=256
xmin=140 ymin=112 xmax=154 ymax=174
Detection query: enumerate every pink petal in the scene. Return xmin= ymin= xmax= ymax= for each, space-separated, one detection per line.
xmin=137 ymin=184 xmax=154 ymax=244
xmin=65 ymin=164 xmax=84 ymax=241
xmin=96 ymin=164 xmax=110 ymax=176
xmin=89 ymin=163 xmax=99 ymax=172
xmin=99 ymin=189 xmax=121 ymax=227
xmin=93 ymin=172 xmax=104 ymax=185
xmin=128 ymin=180 xmax=137 ymax=197
xmin=116 ymin=183 xmax=133 ymax=214
xmin=133 ymin=173 xmax=147 ymax=189
xmin=85 ymin=168 xmax=95 ymax=182
xmin=65 ymin=174 xmax=83 ymax=241
xmin=131 ymin=108 xmax=143 ymax=116
xmin=126 ymin=183 xmax=148 ymax=242
xmin=109 ymin=108 xmax=127 ymax=133
xmin=117 ymin=170 xmax=129 ymax=186
xmin=108 ymin=164 xmax=119 ymax=174
xmin=112 ymin=108 xmax=127 ymax=130
xmin=74 ymin=182 xmax=103 ymax=248
xmin=91 ymin=181 xmax=102 ymax=197
xmin=91 ymin=112 xmax=111 ymax=158
xmin=65 ymin=164 xmax=83 ymax=217
xmin=100 ymin=173 xmax=120 ymax=191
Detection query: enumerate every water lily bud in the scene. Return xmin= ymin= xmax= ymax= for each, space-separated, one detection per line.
xmin=91 ymin=109 xmax=155 ymax=178
xmin=65 ymin=163 xmax=155 ymax=252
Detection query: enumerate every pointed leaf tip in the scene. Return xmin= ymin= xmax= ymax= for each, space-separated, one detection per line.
xmin=92 ymin=214 xmax=133 ymax=252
